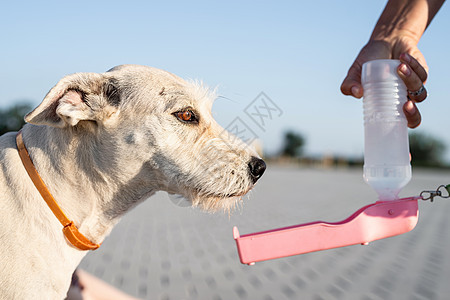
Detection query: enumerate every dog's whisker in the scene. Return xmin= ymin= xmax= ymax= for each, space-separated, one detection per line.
xmin=216 ymin=95 xmax=238 ymax=104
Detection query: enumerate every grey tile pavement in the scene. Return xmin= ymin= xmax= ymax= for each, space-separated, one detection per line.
xmin=79 ymin=166 xmax=450 ymax=300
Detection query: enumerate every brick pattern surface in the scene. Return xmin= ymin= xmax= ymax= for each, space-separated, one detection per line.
xmin=80 ymin=167 xmax=450 ymax=300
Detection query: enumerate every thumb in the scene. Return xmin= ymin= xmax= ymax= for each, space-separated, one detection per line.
xmin=341 ymin=63 xmax=364 ymax=99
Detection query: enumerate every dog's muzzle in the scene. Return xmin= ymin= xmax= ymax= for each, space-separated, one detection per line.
xmin=248 ymin=156 xmax=266 ymax=183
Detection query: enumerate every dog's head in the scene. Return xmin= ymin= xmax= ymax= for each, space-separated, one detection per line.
xmin=25 ymin=65 xmax=265 ymax=213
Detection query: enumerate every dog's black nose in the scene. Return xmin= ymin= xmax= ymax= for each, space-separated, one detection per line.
xmin=248 ymin=156 xmax=266 ymax=183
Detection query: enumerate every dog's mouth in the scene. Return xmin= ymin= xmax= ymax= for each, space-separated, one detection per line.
xmin=165 ymin=165 xmax=256 ymax=212
xmin=168 ymin=190 xmax=242 ymax=202
xmin=168 ymin=184 xmax=252 ymax=212
xmin=193 ymin=185 xmax=253 ymax=212
xmin=203 ymin=190 xmax=247 ymax=198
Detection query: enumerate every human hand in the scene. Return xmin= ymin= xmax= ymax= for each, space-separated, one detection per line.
xmin=341 ymin=40 xmax=428 ymax=128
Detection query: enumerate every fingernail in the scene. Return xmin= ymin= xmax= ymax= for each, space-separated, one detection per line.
xmin=399 ymin=64 xmax=411 ymax=76
xmin=404 ymin=101 xmax=416 ymax=115
xmin=400 ymin=53 xmax=411 ymax=63
xmin=351 ymin=86 xmax=361 ymax=97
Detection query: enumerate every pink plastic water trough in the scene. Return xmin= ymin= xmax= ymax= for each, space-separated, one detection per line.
xmin=233 ymin=196 xmax=420 ymax=265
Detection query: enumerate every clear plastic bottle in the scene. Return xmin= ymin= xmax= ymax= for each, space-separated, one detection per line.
xmin=362 ymin=59 xmax=411 ymax=201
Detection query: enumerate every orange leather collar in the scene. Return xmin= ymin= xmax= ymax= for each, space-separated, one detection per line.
xmin=16 ymin=130 xmax=100 ymax=251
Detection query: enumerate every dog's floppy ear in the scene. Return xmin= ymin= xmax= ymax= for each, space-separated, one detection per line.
xmin=25 ymin=73 xmax=120 ymax=128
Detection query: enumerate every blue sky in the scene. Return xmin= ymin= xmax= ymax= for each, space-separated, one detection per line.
xmin=1 ymin=0 xmax=449 ymax=162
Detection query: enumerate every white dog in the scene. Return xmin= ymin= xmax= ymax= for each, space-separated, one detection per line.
xmin=0 ymin=65 xmax=266 ymax=299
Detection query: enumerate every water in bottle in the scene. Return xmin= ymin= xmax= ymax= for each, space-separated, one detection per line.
xmin=362 ymin=59 xmax=411 ymax=201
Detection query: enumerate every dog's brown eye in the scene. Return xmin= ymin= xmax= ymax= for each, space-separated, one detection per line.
xmin=179 ymin=111 xmax=192 ymax=121
xmin=174 ymin=110 xmax=198 ymax=123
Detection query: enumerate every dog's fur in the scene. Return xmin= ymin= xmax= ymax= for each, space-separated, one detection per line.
xmin=0 ymin=65 xmax=265 ymax=299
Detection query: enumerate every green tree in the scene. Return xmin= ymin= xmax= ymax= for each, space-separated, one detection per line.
xmin=0 ymin=102 xmax=33 ymax=135
xmin=281 ymin=130 xmax=305 ymax=157
xmin=409 ymin=131 xmax=446 ymax=167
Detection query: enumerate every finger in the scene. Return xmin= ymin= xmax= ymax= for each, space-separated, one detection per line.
xmin=341 ymin=64 xmax=364 ymax=98
xmin=341 ymin=81 xmax=363 ymax=99
xmin=403 ymin=100 xmax=422 ymax=128
xmin=397 ymin=63 xmax=428 ymax=102
xmin=408 ymin=85 xmax=427 ymax=103
xmin=399 ymin=53 xmax=428 ymax=83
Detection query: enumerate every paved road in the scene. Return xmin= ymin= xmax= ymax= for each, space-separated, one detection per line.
xmin=80 ymin=166 xmax=450 ymax=300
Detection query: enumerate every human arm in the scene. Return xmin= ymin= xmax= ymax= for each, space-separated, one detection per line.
xmin=340 ymin=0 xmax=445 ymax=128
